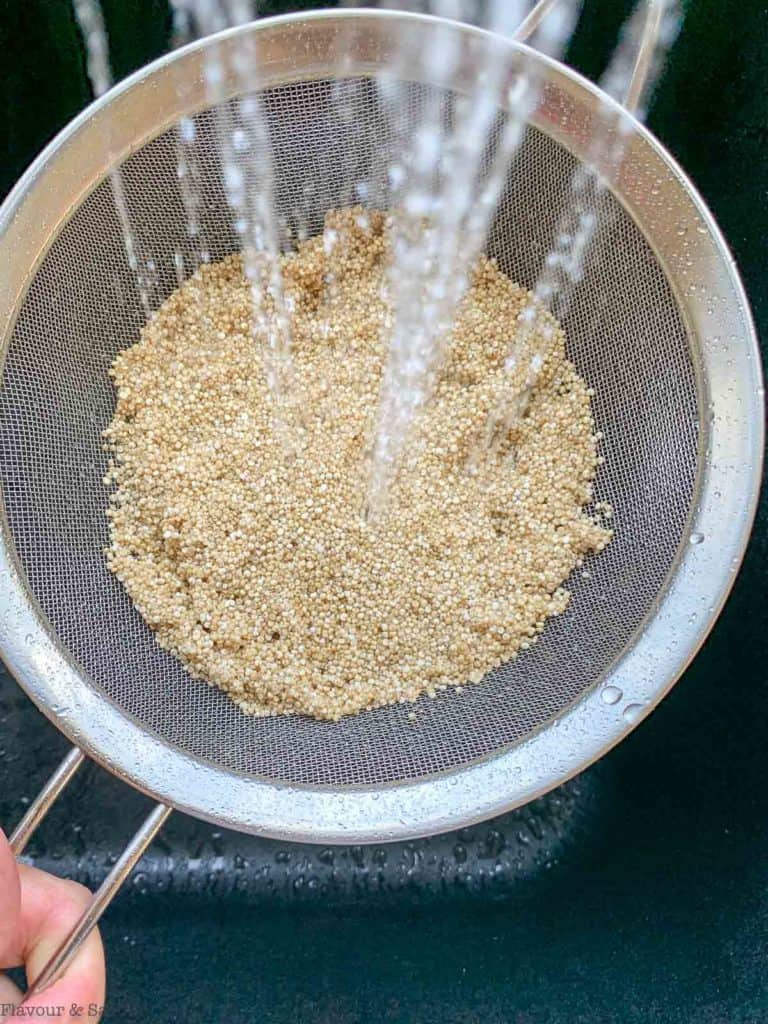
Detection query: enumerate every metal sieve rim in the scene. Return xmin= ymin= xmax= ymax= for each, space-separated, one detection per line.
xmin=0 ymin=10 xmax=762 ymax=842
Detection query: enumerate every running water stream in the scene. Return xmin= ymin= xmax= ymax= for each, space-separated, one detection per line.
xmin=75 ymin=0 xmax=679 ymax=508
xmin=470 ymin=0 xmax=681 ymax=468
xmin=169 ymin=1 xmax=213 ymax=270
xmin=364 ymin=0 xmax=582 ymax=517
xmin=72 ymin=0 xmax=155 ymax=317
xmin=171 ymin=0 xmax=298 ymax=442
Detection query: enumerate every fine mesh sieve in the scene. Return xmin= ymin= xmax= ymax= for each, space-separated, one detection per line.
xmin=0 ymin=7 xmax=763 ymax=995
xmin=0 ymin=89 xmax=698 ymax=788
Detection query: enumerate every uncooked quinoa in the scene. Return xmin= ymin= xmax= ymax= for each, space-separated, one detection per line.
xmin=104 ymin=208 xmax=611 ymax=721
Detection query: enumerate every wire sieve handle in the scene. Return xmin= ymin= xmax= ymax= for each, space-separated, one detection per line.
xmin=514 ymin=0 xmax=667 ymax=115
xmin=9 ymin=747 xmax=86 ymax=856
xmin=623 ymin=0 xmax=665 ymax=115
xmin=512 ymin=0 xmax=562 ymax=42
xmin=7 ymin=747 xmax=172 ymax=1001
xmin=22 ymin=802 xmax=172 ymax=1001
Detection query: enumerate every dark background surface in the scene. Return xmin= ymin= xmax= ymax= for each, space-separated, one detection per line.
xmin=0 ymin=1 xmax=766 ymax=1022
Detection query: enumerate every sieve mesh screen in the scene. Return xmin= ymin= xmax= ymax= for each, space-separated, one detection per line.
xmin=0 ymin=78 xmax=698 ymax=786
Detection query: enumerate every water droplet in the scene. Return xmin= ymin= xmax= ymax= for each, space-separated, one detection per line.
xmin=623 ymin=703 xmax=645 ymax=725
xmin=453 ymin=843 xmax=468 ymax=863
xmin=601 ymin=685 xmax=622 ymax=705
xmin=689 ymin=532 xmax=705 ymax=545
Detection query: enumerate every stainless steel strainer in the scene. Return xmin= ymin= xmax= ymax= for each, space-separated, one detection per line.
xmin=0 ymin=7 xmax=763 ymax=997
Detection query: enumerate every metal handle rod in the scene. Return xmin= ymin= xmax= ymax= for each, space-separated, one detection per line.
xmin=9 ymin=747 xmax=86 ymax=856
xmin=513 ymin=0 xmax=562 ymax=42
xmin=624 ymin=0 xmax=665 ymax=114
xmin=23 ymin=802 xmax=173 ymax=1001
xmin=514 ymin=0 xmax=668 ymax=117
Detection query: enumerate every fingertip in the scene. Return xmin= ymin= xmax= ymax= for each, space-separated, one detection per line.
xmin=20 ymin=969 xmax=106 ymax=1023
xmin=22 ymin=922 xmax=106 ymax=1023
xmin=15 ymin=865 xmax=106 ymax=1020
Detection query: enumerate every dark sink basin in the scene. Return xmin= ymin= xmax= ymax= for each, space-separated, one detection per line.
xmin=1 ymin=1 xmax=766 ymax=1021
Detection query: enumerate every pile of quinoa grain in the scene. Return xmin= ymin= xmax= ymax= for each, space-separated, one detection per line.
xmin=104 ymin=208 xmax=611 ymax=721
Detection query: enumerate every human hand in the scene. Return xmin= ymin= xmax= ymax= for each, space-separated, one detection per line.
xmin=0 ymin=828 xmax=105 ymax=1022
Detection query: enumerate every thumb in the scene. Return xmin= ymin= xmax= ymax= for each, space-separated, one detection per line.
xmin=0 ymin=829 xmax=22 ymax=967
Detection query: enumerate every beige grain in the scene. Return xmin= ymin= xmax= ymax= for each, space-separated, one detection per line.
xmin=104 ymin=209 xmax=611 ymax=720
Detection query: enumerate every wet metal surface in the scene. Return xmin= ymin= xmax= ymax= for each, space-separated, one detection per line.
xmin=0 ymin=666 xmax=607 ymax=906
